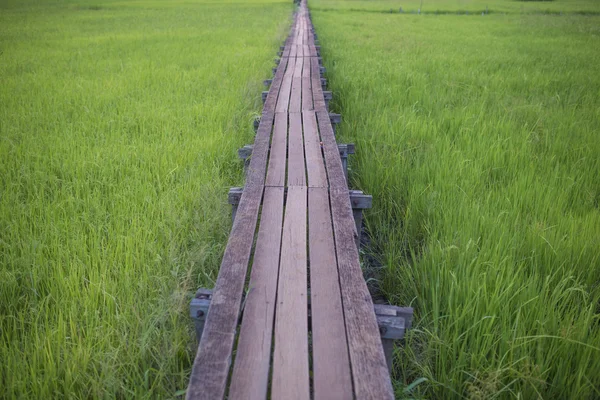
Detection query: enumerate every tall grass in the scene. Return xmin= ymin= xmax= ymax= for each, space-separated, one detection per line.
xmin=309 ymin=0 xmax=600 ymax=14
xmin=0 ymin=0 xmax=291 ymax=397
xmin=311 ymin=2 xmax=600 ymax=398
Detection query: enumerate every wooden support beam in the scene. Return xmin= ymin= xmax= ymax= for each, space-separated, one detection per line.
xmin=374 ymin=304 xmax=414 ymax=371
xmin=329 ymin=113 xmax=341 ymax=125
xmin=190 ymin=290 xmax=414 ymax=374
xmin=329 ymin=113 xmax=341 ymax=134
xmin=189 ymin=289 xmax=213 ymax=341
xmin=229 ymin=187 xmax=368 ymax=208
xmin=239 ymin=143 xmax=353 ymax=179
xmin=237 ymin=145 xmax=254 ymax=174
xmin=253 ymin=117 xmax=260 ymax=133
xmin=229 ymin=187 xmax=370 ymax=245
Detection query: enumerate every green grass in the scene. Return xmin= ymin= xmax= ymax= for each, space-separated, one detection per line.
xmin=309 ymin=0 xmax=600 ymax=14
xmin=311 ymin=1 xmax=600 ymax=398
xmin=0 ymin=0 xmax=291 ymax=397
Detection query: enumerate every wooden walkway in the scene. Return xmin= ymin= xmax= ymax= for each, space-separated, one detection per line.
xmin=186 ymin=1 xmax=396 ymax=398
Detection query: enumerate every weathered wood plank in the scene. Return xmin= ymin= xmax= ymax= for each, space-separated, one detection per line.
xmin=272 ymin=186 xmax=310 ymax=400
xmin=301 ymin=46 xmax=313 ymax=111
xmin=264 ymin=56 xmax=289 ymax=113
xmin=302 ymin=77 xmax=313 ymax=111
xmin=308 ymin=187 xmax=354 ymax=400
xmin=246 ymin=112 xmax=275 ymax=187
xmin=316 ymin=111 xmax=394 ymax=399
xmin=302 ymin=111 xmax=327 ymax=187
xmin=287 ymin=112 xmax=306 ymax=186
xmin=276 ymin=57 xmax=296 ymax=113
xmin=311 ymin=57 xmax=327 ymax=112
xmin=289 ymin=57 xmax=303 ymax=113
xmin=265 ymin=112 xmax=288 ymax=187
xmin=228 ymin=187 xmax=285 ymax=400
xmin=186 ymin=112 xmax=275 ymax=400
xmin=289 ymin=43 xmax=298 ymax=58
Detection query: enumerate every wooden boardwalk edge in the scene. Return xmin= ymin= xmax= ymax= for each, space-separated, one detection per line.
xmin=185 ymin=0 xmax=411 ymax=398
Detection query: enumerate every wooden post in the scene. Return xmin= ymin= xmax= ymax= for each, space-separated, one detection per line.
xmin=323 ymin=90 xmax=332 ymax=110
xmin=237 ymin=145 xmax=253 ymax=174
xmin=253 ymin=117 xmax=260 ymax=133
xmin=329 ymin=113 xmax=341 ymax=134
xmin=337 ymin=143 xmax=354 ymax=181
xmin=189 ymin=289 xmax=213 ymax=342
xmin=374 ymin=304 xmax=414 ymax=373
xmin=228 ymin=187 xmax=244 ymax=223
xmin=349 ymin=190 xmax=372 ymax=249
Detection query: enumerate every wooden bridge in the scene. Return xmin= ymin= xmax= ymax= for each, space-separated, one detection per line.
xmin=186 ymin=1 xmax=412 ymax=398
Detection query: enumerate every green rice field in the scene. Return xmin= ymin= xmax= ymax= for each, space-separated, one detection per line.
xmin=0 ymin=0 xmax=291 ymax=397
xmin=1 ymin=0 xmax=599 ymax=398
xmin=311 ymin=0 xmax=600 ymax=398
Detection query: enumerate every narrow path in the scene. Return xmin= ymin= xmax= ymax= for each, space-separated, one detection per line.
xmin=186 ymin=1 xmax=394 ymax=398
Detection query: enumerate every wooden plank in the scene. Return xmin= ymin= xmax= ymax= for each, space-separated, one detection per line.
xmin=302 ymin=111 xmax=327 ymax=187
xmin=294 ymin=54 xmax=303 ymax=78
xmin=276 ymin=56 xmax=295 ymax=113
xmin=287 ymin=112 xmax=306 ymax=186
xmin=186 ymin=113 xmax=275 ymax=400
xmin=247 ymin=112 xmax=275 ymax=187
xmin=301 ymin=22 xmax=313 ymax=111
xmin=308 ymin=187 xmax=354 ymax=400
xmin=316 ymin=111 xmax=394 ymax=399
xmin=264 ymin=56 xmax=289 ymax=113
xmin=265 ymin=112 xmax=288 ymax=187
xmin=302 ymin=77 xmax=313 ymax=112
xmin=228 ymin=187 xmax=285 ymax=400
xmin=311 ymin=57 xmax=327 ymax=112
xmin=271 ymin=186 xmax=310 ymax=400
xmin=289 ymin=57 xmax=303 ymax=113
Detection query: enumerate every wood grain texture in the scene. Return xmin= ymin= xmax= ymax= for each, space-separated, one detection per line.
xmin=276 ymin=56 xmax=295 ymax=113
xmin=289 ymin=43 xmax=298 ymax=58
xmin=301 ymin=52 xmax=313 ymax=111
xmin=289 ymin=57 xmax=303 ymax=113
xmin=308 ymin=187 xmax=353 ymax=400
xmin=265 ymin=112 xmax=288 ymax=187
xmin=264 ymin=56 xmax=289 ymax=113
xmin=287 ymin=112 xmax=306 ymax=186
xmin=272 ymin=186 xmax=310 ymax=400
xmin=311 ymin=57 xmax=327 ymax=112
xmin=228 ymin=187 xmax=285 ymax=400
xmin=316 ymin=111 xmax=394 ymax=399
xmin=301 ymin=77 xmax=313 ymax=111
xmin=302 ymin=111 xmax=327 ymax=187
